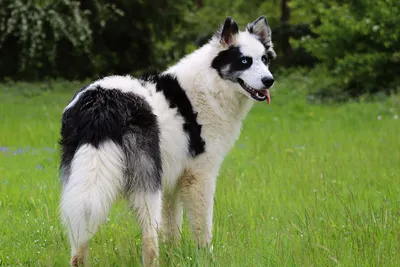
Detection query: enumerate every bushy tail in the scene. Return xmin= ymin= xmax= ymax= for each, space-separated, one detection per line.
xmin=60 ymin=141 xmax=124 ymax=258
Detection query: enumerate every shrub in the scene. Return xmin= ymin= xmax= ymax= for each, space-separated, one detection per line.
xmin=0 ymin=0 xmax=192 ymax=80
xmin=295 ymin=0 xmax=400 ymax=98
xmin=0 ymin=0 xmax=92 ymax=79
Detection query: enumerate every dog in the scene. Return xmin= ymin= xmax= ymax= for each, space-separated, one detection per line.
xmin=59 ymin=16 xmax=275 ymax=266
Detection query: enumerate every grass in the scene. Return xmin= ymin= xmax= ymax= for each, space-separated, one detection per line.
xmin=0 ymin=74 xmax=400 ymax=266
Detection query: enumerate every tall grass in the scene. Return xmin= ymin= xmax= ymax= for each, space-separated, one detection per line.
xmin=0 ymin=75 xmax=399 ymax=266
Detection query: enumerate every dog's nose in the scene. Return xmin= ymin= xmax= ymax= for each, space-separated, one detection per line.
xmin=262 ymin=77 xmax=274 ymax=88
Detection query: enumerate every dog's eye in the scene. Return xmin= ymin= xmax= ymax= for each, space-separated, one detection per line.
xmin=261 ymin=55 xmax=269 ymax=64
xmin=239 ymin=57 xmax=252 ymax=67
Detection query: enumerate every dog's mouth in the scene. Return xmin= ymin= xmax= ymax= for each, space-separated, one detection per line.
xmin=238 ymin=79 xmax=271 ymax=104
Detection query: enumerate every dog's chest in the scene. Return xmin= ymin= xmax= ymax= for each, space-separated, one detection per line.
xmin=194 ymin=92 xmax=252 ymax=161
xmin=202 ymin=114 xmax=243 ymax=159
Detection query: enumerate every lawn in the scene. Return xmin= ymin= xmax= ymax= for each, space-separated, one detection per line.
xmin=0 ymin=74 xmax=399 ymax=266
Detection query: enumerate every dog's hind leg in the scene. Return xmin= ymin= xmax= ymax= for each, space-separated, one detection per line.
xmin=179 ymin=168 xmax=216 ymax=247
xmin=60 ymin=142 xmax=124 ymax=266
xmin=122 ymin=131 xmax=162 ymax=266
xmin=129 ymin=191 xmax=162 ymax=267
xmin=161 ymin=189 xmax=183 ymax=243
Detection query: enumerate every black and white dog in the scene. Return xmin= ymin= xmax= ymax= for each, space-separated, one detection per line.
xmin=59 ymin=16 xmax=275 ymax=266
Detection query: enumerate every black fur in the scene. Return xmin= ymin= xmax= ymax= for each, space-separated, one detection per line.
xmin=69 ymin=85 xmax=89 ymax=103
xmin=141 ymin=73 xmax=206 ymax=157
xmin=60 ymin=86 xmax=162 ymax=192
xmin=220 ymin=17 xmax=239 ymax=45
xmin=211 ymin=46 xmax=252 ymax=79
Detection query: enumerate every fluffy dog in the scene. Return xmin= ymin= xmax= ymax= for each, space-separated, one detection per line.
xmin=59 ymin=16 xmax=275 ymax=266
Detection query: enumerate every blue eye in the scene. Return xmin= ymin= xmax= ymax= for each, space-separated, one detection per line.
xmin=241 ymin=59 xmax=247 ymax=64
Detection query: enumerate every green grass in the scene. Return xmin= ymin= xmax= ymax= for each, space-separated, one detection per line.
xmin=1 ymin=75 xmax=400 ymax=266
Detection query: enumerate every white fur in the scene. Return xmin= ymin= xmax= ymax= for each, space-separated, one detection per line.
xmin=149 ymin=83 xmax=190 ymax=192
xmin=237 ymin=31 xmax=273 ymax=91
xmin=130 ymin=191 xmax=162 ymax=266
xmin=160 ymin=31 xmax=262 ymax=246
xmin=60 ymin=142 xmax=124 ymax=261
xmin=61 ymin=25 xmax=273 ymax=266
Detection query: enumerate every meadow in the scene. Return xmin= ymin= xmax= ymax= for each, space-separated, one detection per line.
xmin=0 ymin=74 xmax=399 ymax=266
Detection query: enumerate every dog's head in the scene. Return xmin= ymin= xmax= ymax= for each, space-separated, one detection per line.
xmin=211 ymin=16 xmax=276 ymax=103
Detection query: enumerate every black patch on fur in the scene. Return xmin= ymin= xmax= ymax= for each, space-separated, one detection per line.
xmin=141 ymin=73 xmax=206 ymax=157
xmin=60 ymin=86 xmax=162 ymax=192
xmin=220 ymin=17 xmax=239 ymax=46
xmin=266 ymin=51 xmax=275 ymax=61
xmin=211 ymin=46 xmax=252 ymax=78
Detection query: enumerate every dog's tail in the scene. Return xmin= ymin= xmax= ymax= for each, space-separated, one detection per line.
xmin=58 ymin=82 xmax=163 ymax=264
xmin=60 ymin=141 xmax=124 ymax=257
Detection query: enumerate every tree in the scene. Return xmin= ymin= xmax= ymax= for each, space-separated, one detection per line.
xmin=296 ymin=0 xmax=400 ymax=97
xmin=0 ymin=0 xmax=193 ymax=80
xmin=280 ymin=0 xmax=292 ymax=57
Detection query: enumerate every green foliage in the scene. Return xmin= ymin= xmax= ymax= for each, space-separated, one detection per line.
xmin=149 ymin=1 xmax=283 ymax=69
xmin=187 ymin=0 xmax=282 ymax=50
xmin=87 ymin=0 xmax=194 ymax=76
xmin=294 ymin=0 xmax=400 ymax=98
xmin=0 ymin=0 xmax=193 ymax=80
xmin=194 ymin=0 xmax=280 ymax=32
xmin=0 ymin=0 xmax=92 ymax=79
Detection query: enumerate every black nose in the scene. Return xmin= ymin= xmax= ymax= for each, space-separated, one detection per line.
xmin=262 ymin=77 xmax=274 ymax=88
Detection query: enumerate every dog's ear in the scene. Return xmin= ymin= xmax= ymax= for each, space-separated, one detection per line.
xmin=246 ymin=16 xmax=273 ymax=48
xmin=218 ymin=17 xmax=239 ymax=47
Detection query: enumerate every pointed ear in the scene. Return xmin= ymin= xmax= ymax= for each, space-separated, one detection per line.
xmin=246 ymin=16 xmax=273 ymax=49
xmin=218 ymin=17 xmax=239 ymax=46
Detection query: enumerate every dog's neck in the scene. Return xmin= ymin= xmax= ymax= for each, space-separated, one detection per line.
xmin=165 ymin=43 xmax=254 ymax=123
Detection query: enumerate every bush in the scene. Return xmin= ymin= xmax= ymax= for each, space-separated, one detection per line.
xmin=0 ymin=0 xmax=193 ymax=80
xmin=0 ymin=0 xmax=92 ymax=79
xmin=295 ymin=0 xmax=400 ymax=98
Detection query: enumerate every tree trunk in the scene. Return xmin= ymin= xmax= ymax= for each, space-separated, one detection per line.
xmin=280 ymin=0 xmax=292 ymax=56
xmin=79 ymin=0 xmax=92 ymax=10
xmin=195 ymin=0 xmax=203 ymax=8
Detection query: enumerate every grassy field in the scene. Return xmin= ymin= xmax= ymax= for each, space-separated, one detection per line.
xmin=0 ymin=74 xmax=399 ymax=266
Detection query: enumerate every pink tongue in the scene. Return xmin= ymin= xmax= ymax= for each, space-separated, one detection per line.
xmin=261 ymin=89 xmax=271 ymax=104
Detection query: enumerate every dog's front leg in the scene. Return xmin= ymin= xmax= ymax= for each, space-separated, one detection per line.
xmin=179 ymin=169 xmax=216 ymax=247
